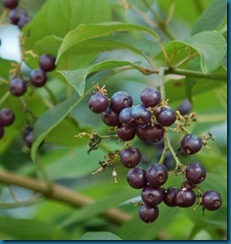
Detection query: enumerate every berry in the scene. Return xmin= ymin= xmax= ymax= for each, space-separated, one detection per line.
xmin=88 ymin=92 xmax=109 ymax=114
xmin=139 ymin=204 xmax=159 ymax=223
xmin=186 ymin=162 xmax=206 ymax=184
xmin=39 ymin=54 xmax=56 ymax=72
xmin=176 ymin=189 xmax=196 ymax=207
xmin=0 ymin=108 xmax=15 ymax=126
xmin=117 ymin=125 xmax=136 ymax=141
xmin=163 ymin=152 xmax=175 ymax=171
xmin=164 ymin=187 xmax=180 ymax=207
xmin=17 ymin=14 xmax=31 ymax=29
xmin=9 ymin=8 xmax=27 ymax=24
xmin=3 ymin=0 xmax=19 ymax=9
xmin=120 ymin=147 xmax=142 ymax=168
xmin=22 ymin=126 xmax=33 ymax=148
xmin=30 ymin=68 xmax=48 ymax=87
xmin=110 ymin=91 xmax=133 ymax=113
xmin=24 ymin=130 xmax=33 ymax=148
xmin=9 ymin=78 xmax=27 ymax=96
xmin=140 ymin=87 xmax=161 ymax=107
xmin=146 ymin=164 xmax=168 ymax=186
xmin=202 ymin=191 xmax=222 ymax=211
xmin=141 ymin=186 xmax=165 ymax=207
xmin=0 ymin=126 xmax=4 ymax=139
xmin=119 ymin=107 xmax=136 ymax=127
xmin=136 ymin=125 xmax=147 ymax=141
xmin=127 ymin=167 xmax=147 ymax=189
xmin=181 ymin=134 xmax=202 ymax=155
xmin=131 ymin=104 xmax=151 ymax=125
xmin=101 ymin=107 xmax=120 ymax=127
xmin=178 ymin=99 xmax=192 ymax=115
xmin=156 ymin=106 xmax=176 ymax=127
xmin=143 ymin=123 xmax=165 ymax=142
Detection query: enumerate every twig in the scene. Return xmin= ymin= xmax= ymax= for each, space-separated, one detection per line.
xmin=0 ymin=170 xmax=132 ymax=225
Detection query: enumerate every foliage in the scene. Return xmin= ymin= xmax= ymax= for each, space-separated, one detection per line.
xmin=0 ymin=0 xmax=227 ymax=240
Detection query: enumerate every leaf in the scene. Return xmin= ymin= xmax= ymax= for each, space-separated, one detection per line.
xmin=23 ymin=0 xmax=112 ymax=50
xmin=0 ymin=217 xmax=68 ymax=240
xmin=164 ymin=31 xmax=226 ymax=74
xmin=80 ymin=231 xmax=121 ymax=240
xmin=186 ymin=31 xmax=227 ymax=73
xmin=56 ymin=22 xmax=160 ymax=63
xmin=58 ymin=60 xmax=143 ymax=96
xmin=31 ymin=93 xmax=80 ymax=161
xmin=60 ymin=189 xmax=136 ymax=227
xmin=191 ymin=0 xmax=227 ymax=35
xmin=43 ymin=146 xmax=107 ymax=180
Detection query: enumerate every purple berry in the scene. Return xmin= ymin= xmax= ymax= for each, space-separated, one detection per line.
xmin=119 ymin=107 xmax=136 ymax=127
xmin=120 ymin=147 xmax=142 ymax=168
xmin=30 ymin=68 xmax=48 ymax=87
xmin=3 ymin=0 xmax=19 ymax=9
xmin=176 ymin=189 xmax=196 ymax=207
xmin=39 ymin=54 xmax=56 ymax=72
xmin=24 ymin=130 xmax=33 ymax=148
xmin=0 ymin=108 xmax=15 ymax=126
xmin=186 ymin=162 xmax=206 ymax=184
xmin=141 ymin=186 xmax=165 ymax=207
xmin=143 ymin=123 xmax=165 ymax=142
xmin=178 ymin=99 xmax=192 ymax=115
xmin=117 ymin=125 xmax=136 ymax=141
xmin=101 ymin=107 xmax=120 ymax=127
xmin=131 ymin=104 xmax=151 ymax=125
xmin=146 ymin=164 xmax=168 ymax=186
xmin=202 ymin=191 xmax=222 ymax=211
xmin=8 ymin=8 xmax=27 ymax=24
xmin=139 ymin=204 xmax=159 ymax=223
xmin=88 ymin=92 xmax=109 ymax=114
xmin=9 ymin=78 xmax=27 ymax=96
xmin=110 ymin=91 xmax=133 ymax=113
xmin=140 ymin=87 xmax=161 ymax=107
xmin=156 ymin=106 xmax=176 ymax=127
xmin=127 ymin=167 xmax=147 ymax=189
xmin=164 ymin=187 xmax=180 ymax=207
xmin=181 ymin=134 xmax=202 ymax=155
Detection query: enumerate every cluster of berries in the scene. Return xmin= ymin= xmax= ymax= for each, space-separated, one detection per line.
xmin=88 ymin=86 xmax=222 ymax=223
xmin=89 ymin=87 xmax=176 ymax=142
xmin=127 ymin=159 xmax=222 ymax=223
xmin=9 ymin=53 xmax=56 ymax=97
xmin=3 ymin=0 xmax=31 ymax=29
xmin=1 ymin=54 xmax=56 ymax=148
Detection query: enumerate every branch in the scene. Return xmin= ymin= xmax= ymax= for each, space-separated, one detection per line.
xmin=168 ymin=68 xmax=227 ymax=81
xmin=0 ymin=170 xmax=132 ymax=225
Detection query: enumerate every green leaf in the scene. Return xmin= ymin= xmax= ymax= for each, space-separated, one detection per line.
xmin=0 ymin=217 xmax=68 ymax=240
xmin=23 ymin=0 xmax=112 ymax=50
xmin=191 ymin=0 xmax=227 ymax=35
xmin=186 ymin=31 xmax=227 ymax=73
xmin=80 ymin=231 xmax=121 ymax=240
xmin=31 ymin=93 xmax=80 ymax=161
xmin=58 ymin=60 xmax=143 ymax=96
xmin=164 ymin=31 xmax=226 ymax=74
xmin=60 ymin=189 xmax=136 ymax=227
xmin=43 ymin=146 xmax=107 ymax=180
xmin=56 ymin=22 xmax=160 ymax=63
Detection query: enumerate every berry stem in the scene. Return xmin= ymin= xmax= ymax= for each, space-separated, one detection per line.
xmin=159 ymin=135 xmax=169 ymax=164
xmin=158 ymin=67 xmax=166 ymax=100
xmin=165 ymin=132 xmax=185 ymax=169
xmin=0 ymin=78 xmax=10 ymax=85
xmin=0 ymin=91 xmax=10 ymax=106
xmin=0 ymin=8 xmax=9 ymax=24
